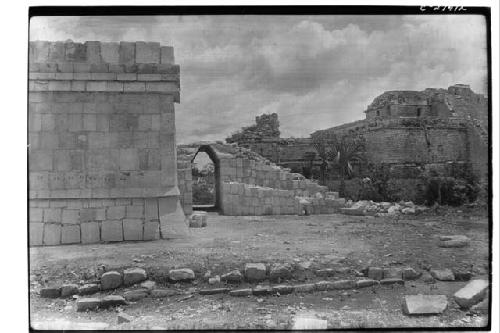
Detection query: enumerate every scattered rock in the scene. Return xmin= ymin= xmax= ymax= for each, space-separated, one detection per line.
xmin=78 ymin=284 xmax=100 ymax=295
xmin=294 ymin=283 xmax=316 ymax=293
xmin=401 ymin=207 xmax=416 ymax=215
xmin=123 ymin=268 xmax=147 ymax=286
xmin=356 ymin=279 xmax=379 ymax=288
xmin=221 ymin=270 xmax=243 ymax=283
xmin=438 ymin=235 xmax=469 ymax=248
xmin=292 ymin=317 xmax=327 ymax=330
xmin=430 ymin=269 xmax=455 ymax=281
xmin=208 ymin=275 xmax=221 ymax=285
xmin=100 ymin=271 xmax=123 ymax=290
xmin=100 ymin=295 xmax=127 ymax=308
xmin=199 ymin=288 xmax=229 ymax=295
xmin=403 ymin=295 xmax=448 ymax=315
xmin=229 ymin=288 xmax=252 ymax=297
xmin=454 ymin=279 xmax=489 ymax=309
xmin=151 ymin=289 xmax=179 ymax=298
xmin=244 ymin=263 xmax=267 ymax=282
xmin=387 ymin=205 xmax=401 ymax=215
xmin=169 ymin=268 xmax=195 ymax=282
xmin=367 ymin=267 xmax=384 ymax=280
xmin=40 ymin=286 xmax=61 ymax=298
xmin=453 ymin=270 xmax=472 ymax=281
xmin=117 ymin=312 xmax=133 ymax=324
xmin=421 ymin=271 xmax=436 ymax=284
xmin=269 ymin=263 xmax=292 ymax=281
xmin=123 ymin=290 xmax=148 ymax=301
xmin=140 ymin=280 xmax=156 ymax=291
xmin=272 ymin=284 xmax=294 ymax=295
xmin=189 ymin=212 xmax=208 ymax=228
xmin=60 ymin=284 xmax=79 ymax=297
xmin=76 ymin=297 xmax=100 ymax=312
xmin=402 ymin=268 xmax=421 ymax=280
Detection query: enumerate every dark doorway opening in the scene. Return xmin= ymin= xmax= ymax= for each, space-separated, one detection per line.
xmin=191 ymin=145 xmax=221 ymax=212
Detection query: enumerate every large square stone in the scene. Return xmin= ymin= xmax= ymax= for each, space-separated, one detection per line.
xmin=144 ymin=198 xmax=159 ymax=220
xmin=62 ymin=209 xmax=79 ymax=224
xmin=81 ymin=222 xmax=100 ymax=244
xmin=61 ymin=225 xmax=80 ymax=244
xmin=101 ymin=220 xmax=123 ymax=242
xmin=136 ymin=42 xmax=160 ymax=63
xmin=29 ymin=223 xmax=44 ymax=246
xmin=43 ymin=224 xmax=61 ymax=246
xmin=143 ymin=221 xmax=160 ymax=240
xmin=123 ymin=219 xmax=143 ymax=240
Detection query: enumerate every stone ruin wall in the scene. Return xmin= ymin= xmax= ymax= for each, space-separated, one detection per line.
xmin=28 ymin=40 xmax=185 ymax=246
xmin=176 ymin=144 xmax=345 ymax=216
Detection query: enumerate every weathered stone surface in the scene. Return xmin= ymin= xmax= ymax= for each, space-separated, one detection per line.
xmin=244 ymin=263 xmax=267 ymax=282
xmin=269 ymin=263 xmax=292 ymax=281
xmin=40 ymin=286 xmax=61 ymax=298
xmin=123 ymin=290 xmax=148 ymax=301
xmin=454 ymin=279 xmax=489 ymax=309
xmin=60 ymin=284 xmax=79 ymax=297
xmin=292 ymin=317 xmax=327 ymax=330
xmin=169 ymin=268 xmax=195 ymax=282
xmin=140 ymin=280 xmax=156 ymax=291
xmin=100 ymin=271 xmax=123 ymax=290
xmin=294 ymin=283 xmax=316 ymax=293
xmin=315 ymin=281 xmax=334 ymax=291
xmin=100 ymin=295 xmax=127 ymax=308
xmin=123 ymin=267 xmax=147 ymax=286
xmin=403 ymin=295 xmax=448 ymax=315
xmin=101 ymin=220 xmax=123 ymax=242
xmin=430 ymin=269 xmax=455 ymax=281
xmin=272 ymin=284 xmax=294 ymax=295
xmin=199 ymin=288 xmax=229 ymax=295
xmin=331 ymin=280 xmax=356 ymax=290
xmin=402 ymin=268 xmax=421 ymax=280
xmin=470 ymin=297 xmax=489 ymax=314
xmin=29 ymin=223 xmax=44 ymax=246
xmin=80 ymin=222 xmax=100 ymax=244
xmin=421 ymin=271 xmax=436 ymax=283
xmin=438 ymin=235 xmax=469 ymax=248
xmin=117 ymin=312 xmax=134 ymax=324
xmin=229 ymin=288 xmax=252 ymax=297
xmin=79 ymin=283 xmax=99 ymax=295
xmin=380 ymin=278 xmax=404 ymax=285
xmin=221 ymin=270 xmax=243 ymax=283
xmin=368 ymin=267 xmax=384 ymax=280
xmin=356 ymin=279 xmax=379 ymax=288
xmin=43 ymin=224 xmax=61 ymax=246
xmin=383 ymin=268 xmax=402 ymax=279
xmin=252 ymin=285 xmax=272 ymax=296
xmin=61 ymin=225 xmax=80 ymax=244
xmin=150 ymin=289 xmax=179 ymax=298
xmin=76 ymin=298 xmax=101 ymax=312
xmin=123 ymin=219 xmax=144 ymax=240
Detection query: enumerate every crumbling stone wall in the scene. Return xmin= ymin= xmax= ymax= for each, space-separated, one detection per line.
xmin=28 ymin=40 xmax=185 ymax=246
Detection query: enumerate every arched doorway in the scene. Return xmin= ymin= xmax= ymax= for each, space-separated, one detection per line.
xmin=191 ymin=145 xmax=221 ymax=212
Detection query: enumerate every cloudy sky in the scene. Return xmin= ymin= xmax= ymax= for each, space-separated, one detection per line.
xmin=30 ymin=15 xmax=488 ymax=144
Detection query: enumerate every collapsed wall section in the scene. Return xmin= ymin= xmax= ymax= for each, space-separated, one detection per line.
xmin=28 ymin=40 xmax=185 ymax=246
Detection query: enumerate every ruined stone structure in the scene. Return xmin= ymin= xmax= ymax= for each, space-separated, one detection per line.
xmin=28 ymin=40 xmax=186 ymax=246
xmin=176 ymin=143 xmax=345 ymax=216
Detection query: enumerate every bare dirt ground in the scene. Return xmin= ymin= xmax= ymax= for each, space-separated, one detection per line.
xmin=29 ymin=205 xmax=490 ymax=330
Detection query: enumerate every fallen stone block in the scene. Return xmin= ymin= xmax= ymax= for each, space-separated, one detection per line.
xmin=221 ymin=270 xmax=243 ymax=283
xmin=294 ymin=283 xmax=316 ymax=293
xmin=331 ymin=280 xmax=356 ymax=290
xmin=100 ymin=271 xmax=123 ymax=290
xmin=421 ymin=271 xmax=436 ymax=284
xmin=272 ymin=284 xmax=294 ymax=295
xmin=140 ymin=280 xmax=156 ymax=291
xmin=40 ymin=286 xmax=61 ymax=298
xmin=244 ymin=263 xmax=267 ymax=282
xmin=117 ymin=312 xmax=134 ymax=324
xmin=189 ymin=212 xmax=208 ymax=228
xmin=401 ymin=207 xmax=416 ymax=215
xmin=199 ymin=288 xmax=229 ymax=295
xmin=315 ymin=268 xmax=335 ymax=277
xmin=403 ymin=295 xmax=448 ymax=315
xmin=430 ymin=269 xmax=455 ymax=281
xmin=169 ymin=268 xmax=195 ymax=282
xmin=383 ymin=268 xmax=402 ymax=279
xmin=402 ymin=268 xmax=421 ymax=280
xmin=79 ymin=284 xmax=100 ymax=295
xmin=60 ymin=284 xmax=79 ymax=297
xmin=367 ymin=267 xmax=384 ymax=280
xmin=252 ymin=285 xmax=272 ymax=296
xmin=151 ymin=289 xmax=179 ymax=298
xmin=315 ymin=281 xmax=334 ymax=291
xmin=123 ymin=268 xmax=147 ymax=286
xmin=76 ymin=298 xmax=101 ymax=312
xmin=356 ymin=279 xmax=379 ymax=288
xmin=269 ymin=263 xmax=292 ymax=281
xmin=208 ymin=276 xmax=220 ymax=285
xmin=123 ymin=290 xmax=148 ymax=301
xmin=438 ymin=235 xmax=470 ymax=248
xmin=454 ymin=279 xmax=489 ymax=309
xmin=100 ymin=295 xmax=127 ymax=308
xmin=229 ymin=288 xmax=252 ymax=297
xmin=292 ymin=316 xmax=327 ymax=330
xmin=380 ymin=278 xmax=404 ymax=286
xmin=453 ymin=270 xmax=472 ymax=281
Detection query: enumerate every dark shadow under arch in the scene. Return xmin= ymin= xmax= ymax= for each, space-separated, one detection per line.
xmin=191 ymin=145 xmax=221 ymax=212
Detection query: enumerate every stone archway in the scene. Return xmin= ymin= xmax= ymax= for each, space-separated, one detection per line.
xmin=191 ymin=145 xmax=221 ymax=212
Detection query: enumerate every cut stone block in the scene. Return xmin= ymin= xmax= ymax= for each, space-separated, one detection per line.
xmin=380 ymin=278 xmax=405 ymax=285
xmin=160 ymin=46 xmax=174 ymax=64
xmin=100 ymin=295 xmax=127 ymax=308
xmin=383 ymin=268 xmax=402 ymax=279
xmin=269 ymin=263 xmax=292 ymax=281
xmin=79 ymin=284 xmax=100 ymax=295
xmin=438 ymin=235 xmax=470 ymax=248
xmin=403 ymin=295 xmax=448 ymax=315
xmin=29 ymin=223 xmax=44 ymax=246
xmin=244 ymin=263 xmax=267 ymax=282
xmin=61 ymin=225 xmax=80 ymax=244
xmin=123 ymin=290 xmax=148 ymax=301
xmin=430 ymin=269 xmax=455 ymax=281
xmin=140 ymin=280 xmax=156 ymax=291
xmin=221 ymin=270 xmax=243 ymax=283
xmin=229 ymin=288 xmax=252 ymax=297
xmin=135 ymin=42 xmax=160 ymax=63
xmin=107 ymin=206 xmax=126 ymax=220
xmin=199 ymin=288 xmax=229 ymax=295
xmin=80 ymin=222 xmax=100 ymax=244
xmin=40 ymin=286 xmax=61 ymax=298
xmin=60 ymin=284 xmax=79 ymax=297
xmin=356 ymin=279 xmax=379 ymax=288
xmin=101 ymin=220 xmax=123 ymax=242
xmin=144 ymin=198 xmax=159 ymax=220
xmin=189 ymin=211 xmax=208 ymax=228
xmin=252 ymin=285 xmax=272 ymax=295
xmin=294 ymin=283 xmax=316 ymax=293
xmin=43 ymin=224 xmax=61 ymax=246
xmin=454 ymin=279 xmax=489 ymax=309
xmin=169 ymin=268 xmax=195 ymax=281
xmin=331 ymin=280 xmax=356 ymax=290
xmin=402 ymin=267 xmax=421 ymax=280
xmin=123 ymin=267 xmax=147 ymax=286
xmin=76 ymin=298 xmax=101 ymax=312
xmin=272 ymin=284 xmax=294 ymax=295
xmin=123 ymin=219 xmax=143 ymax=240
xmin=143 ymin=222 xmax=160 ymax=240
xmin=151 ymin=289 xmax=179 ymax=298
xmin=100 ymin=271 xmax=122 ymax=290
xmin=315 ymin=281 xmax=334 ymax=291
xmin=368 ymin=267 xmax=384 ymax=280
